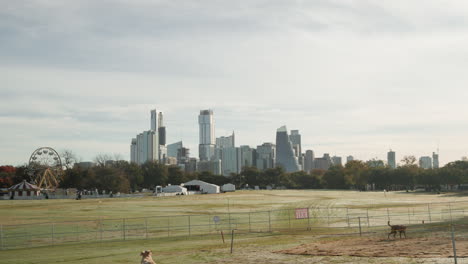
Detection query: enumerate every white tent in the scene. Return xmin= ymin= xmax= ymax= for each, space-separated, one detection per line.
xmin=221 ymin=183 xmax=236 ymax=192
xmin=162 ymin=185 xmax=187 ymax=195
xmin=8 ymin=180 xmax=41 ymax=198
xmin=183 ymin=180 xmax=220 ymax=194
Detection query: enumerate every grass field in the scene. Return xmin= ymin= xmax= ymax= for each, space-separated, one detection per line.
xmin=1 ymin=190 xmax=468 ymax=263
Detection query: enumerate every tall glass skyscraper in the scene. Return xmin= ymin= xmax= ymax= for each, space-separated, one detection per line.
xmin=275 ymin=126 xmax=300 ymax=172
xmin=198 ymin=110 xmax=215 ymax=161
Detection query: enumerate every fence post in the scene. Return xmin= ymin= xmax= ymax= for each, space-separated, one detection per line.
xmin=0 ymin=224 xmax=4 ymax=250
xmin=346 ymin=208 xmax=350 ymax=227
xmin=366 ymin=208 xmax=370 ymax=227
xmin=145 ymin=218 xmax=148 ymax=239
xmin=122 ymin=218 xmax=126 ymax=241
xmin=288 ymin=209 xmax=291 ymax=230
xmin=188 ymin=215 xmax=191 ymax=236
xmin=387 ymin=208 xmax=390 ymax=222
xmin=268 ymin=211 xmax=271 ymax=232
xmin=451 ymin=224 xmax=458 ymax=264
xmin=428 ymin=204 xmax=432 ymax=223
xmin=230 ymin=229 xmax=235 ymax=254
xmin=307 ymin=207 xmax=311 ymax=230
xmin=449 ymin=203 xmax=453 ymax=223
xmin=358 ymin=217 xmax=362 ymax=237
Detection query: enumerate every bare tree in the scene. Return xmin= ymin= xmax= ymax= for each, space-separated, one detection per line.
xmin=94 ymin=154 xmax=113 ymax=167
xmin=401 ymin=155 xmax=417 ymax=166
xmin=61 ymin=149 xmax=77 ymax=169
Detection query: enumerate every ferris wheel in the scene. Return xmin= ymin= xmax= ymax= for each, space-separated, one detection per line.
xmin=28 ymin=147 xmax=63 ymax=190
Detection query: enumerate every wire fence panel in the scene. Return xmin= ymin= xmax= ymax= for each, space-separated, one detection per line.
xmin=3 ymin=200 xmax=468 ymax=251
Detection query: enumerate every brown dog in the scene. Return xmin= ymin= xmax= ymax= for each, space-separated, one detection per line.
xmin=388 ymin=221 xmax=406 ymax=239
xmin=140 ymin=250 xmax=156 ymax=264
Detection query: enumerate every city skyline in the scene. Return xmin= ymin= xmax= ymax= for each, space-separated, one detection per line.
xmin=1 ymin=1 xmax=468 ymax=166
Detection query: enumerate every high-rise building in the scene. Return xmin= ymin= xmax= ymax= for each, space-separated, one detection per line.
xmin=331 ymin=156 xmax=342 ymax=166
xmin=240 ymin=145 xmax=256 ymax=168
xmin=131 ymin=130 xmax=158 ymax=165
xmin=289 ymin=130 xmax=302 ymax=164
xmin=256 ymin=143 xmax=276 ymax=170
xmin=167 ymin=141 xmax=183 ymax=158
xmin=216 ymin=132 xmax=235 ymax=148
xmin=131 ymin=109 xmax=166 ymax=164
xmin=221 ymin=147 xmax=241 ymax=176
xmin=275 ymin=126 xmax=300 ymax=173
xmin=419 ymin=156 xmax=433 ymax=169
xmin=432 ymin=152 xmax=439 ymax=169
xmin=314 ymin=153 xmax=332 ymax=170
xmin=304 ymin=150 xmax=315 ymax=172
xmin=199 ymin=110 xmax=215 ymax=161
xmin=346 ymin=155 xmax=354 ymax=163
xmin=388 ymin=150 xmax=396 ymax=169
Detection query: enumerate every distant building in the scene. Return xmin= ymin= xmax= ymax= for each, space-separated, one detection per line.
xmin=387 ymin=150 xmax=396 ymax=169
xmin=77 ymin=162 xmax=94 ymax=169
xmin=198 ymin=159 xmax=222 ymax=175
xmin=256 ymin=143 xmax=276 ymax=170
xmin=167 ymin=141 xmax=183 ymax=158
xmin=131 ymin=109 xmax=165 ymax=164
xmin=275 ymin=126 xmax=300 ymax=172
xmin=199 ymin=110 xmax=215 ymax=161
xmin=419 ymin=156 xmax=433 ymax=169
xmin=216 ymin=132 xmax=235 ymax=148
xmin=433 ymin=152 xmax=439 ymax=169
xmin=240 ymin=145 xmax=256 ymax=168
xmin=346 ymin=155 xmax=354 ymax=163
xmin=289 ymin=130 xmax=302 ymax=165
xmin=304 ymin=150 xmax=315 ymax=172
xmin=331 ymin=156 xmax=342 ymax=166
xmin=314 ymin=153 xmax=332 ymax=170
xmin=221 ymin=147 xmax=241 ymax=176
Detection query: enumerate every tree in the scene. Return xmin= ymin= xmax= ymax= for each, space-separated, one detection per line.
xmin=241 ymin=166 xmax=261 ymax=187
xmin=141 ymin=161 xmax=168 ymax=188
xmin=167 ymin=166 xmax=185 ymax=185
xmin=61 ymin=149 xmax=78 ymax=169
xmin=344 ymin=160 xmax=369 ymax=189
xmin=323 ymin=166 xmax=347 ymax=189
xmin=401 ymin=155 xmax=417 ymax=166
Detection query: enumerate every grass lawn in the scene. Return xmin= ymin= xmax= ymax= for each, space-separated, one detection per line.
xmin=1 ymin=190 xmax=468 ymax=263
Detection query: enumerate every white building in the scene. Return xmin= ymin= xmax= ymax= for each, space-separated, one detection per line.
xmin=130 ymin=109 xmax=166 ymax=164
xmin=216 ymin=132 xmax=235 ymax=148
xmin=183 ymin=180 xmax=220 ymax=194
xmin=162 ymin=185 xmax=187 ymax=195
xmin=304 ymin=150 xmax=314 ymax=172
xmin=433 ymin=152 xmax=439 ymax=169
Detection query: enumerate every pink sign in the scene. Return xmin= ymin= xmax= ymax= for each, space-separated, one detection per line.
xmin=295 ymin=208 xmax=309 ymax=219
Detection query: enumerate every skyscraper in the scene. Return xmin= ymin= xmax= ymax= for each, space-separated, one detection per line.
xmin=331 ymin=156 xmax=342 ymax=166
xmin=240 ymin=145 xmax=256 ymax=168
xmin=289 ymin=130 xmax=302 ymax=163
xmin=432 ymin=152 xmax=439 ymax=169
xmin=216 ymin=131 xmax=235 ymax=148
xmin=419 ymin=156 xmax=433 ymax=169
xmin=346 ymin=155 xmax=354 ymax=163
xmin=256 ymin=143 xmax=276 ymax=170
xmin=387 ymin=150 xmax=396 ymax=169
xmin=304 ymin=150 xmax=315 ymax=172
xmin=275 ymin=126 xmax=300 ymax=172
xmin=198 ymin=110 xmax=215 ymax=161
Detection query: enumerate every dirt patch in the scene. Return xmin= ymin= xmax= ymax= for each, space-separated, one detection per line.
xmin=278 ymin=236 xmax=467 ymax=258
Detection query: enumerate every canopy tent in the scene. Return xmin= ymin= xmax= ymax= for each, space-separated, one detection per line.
xmin=8 ymin=180 xmax=41 ymax=197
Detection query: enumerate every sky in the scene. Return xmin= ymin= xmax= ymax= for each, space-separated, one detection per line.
xmin=1 ymin=0 xmax=468 ymax=166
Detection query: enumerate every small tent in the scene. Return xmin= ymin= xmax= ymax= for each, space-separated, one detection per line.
xmin=8 ymin=180 xmax=41 ymax=198
xmin=183 ymin=180 xmax=220 ymax=194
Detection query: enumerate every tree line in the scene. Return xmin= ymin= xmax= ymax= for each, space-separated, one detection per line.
xmin=1 ymin=157 xmax=468 ymax=193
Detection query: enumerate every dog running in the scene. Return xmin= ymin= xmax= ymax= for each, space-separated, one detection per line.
xmin=140 ymin=250 xmax=156 ymax=264
xmin=388 ymin=221 xmax=406 ymax=239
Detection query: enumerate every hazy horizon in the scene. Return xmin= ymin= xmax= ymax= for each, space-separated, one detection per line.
xmin=1 ymin=1 xmax=468 ymax=166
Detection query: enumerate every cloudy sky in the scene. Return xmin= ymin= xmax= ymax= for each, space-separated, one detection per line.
xmin=1 ymin=0 xmax=468 ymax=166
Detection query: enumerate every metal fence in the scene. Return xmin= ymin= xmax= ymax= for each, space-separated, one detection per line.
xmin=2 ymin=200 xmax=468 ymax=254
